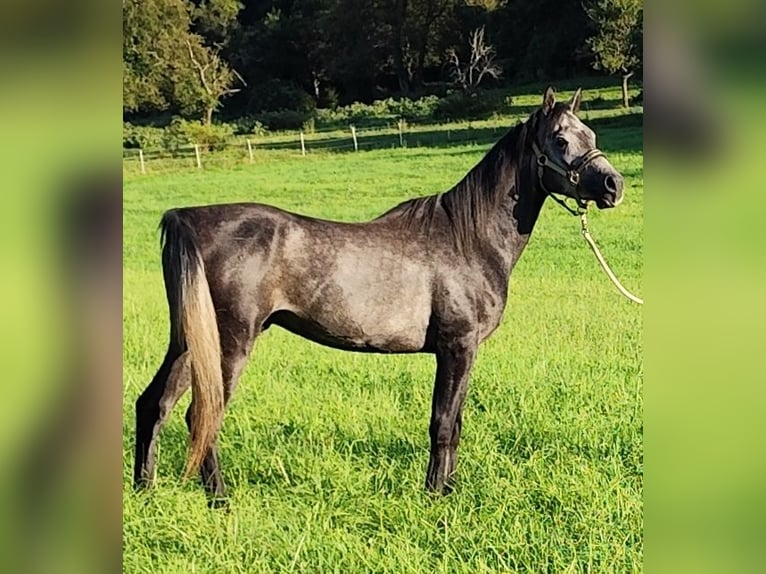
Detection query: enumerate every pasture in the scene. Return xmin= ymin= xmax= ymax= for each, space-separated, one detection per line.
xmin=123 ymin=91 xmax=643 ymax=573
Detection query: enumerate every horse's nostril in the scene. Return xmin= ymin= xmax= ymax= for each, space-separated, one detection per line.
xmin=604 ymin=176 xmax=616 ymax=192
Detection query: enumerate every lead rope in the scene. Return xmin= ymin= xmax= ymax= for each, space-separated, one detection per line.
xmin=580 ymin=212 xmax=643 ymax=305
xmin=532 ymin=140 xmax=642 ymax=304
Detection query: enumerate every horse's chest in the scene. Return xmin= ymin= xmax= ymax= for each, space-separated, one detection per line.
xmin=435 ymin=273 xmax=507 ymax=342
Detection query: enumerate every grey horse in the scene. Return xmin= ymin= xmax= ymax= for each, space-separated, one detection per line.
xmin=134 ymin=87 xmax=624 ymax=502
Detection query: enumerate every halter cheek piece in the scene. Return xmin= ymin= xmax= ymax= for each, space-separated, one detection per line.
xmin=531 ymin=141 xmax=605 ymax=216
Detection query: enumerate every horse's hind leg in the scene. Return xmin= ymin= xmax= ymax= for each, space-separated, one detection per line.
xmin=185 ymin=316 xmax=259 ymax=503
xmin=134 ymin=347 xmax=191 ymax=488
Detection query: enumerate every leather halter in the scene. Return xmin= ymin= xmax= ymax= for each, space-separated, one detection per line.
xmin=531 ymin=140 xmax=605 ymax=216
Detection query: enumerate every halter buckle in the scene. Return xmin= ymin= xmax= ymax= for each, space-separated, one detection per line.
xmin=536 ymin=154 xmax=547 ymax=166
xmin=568 ymin=171 xmax=580 ymax=185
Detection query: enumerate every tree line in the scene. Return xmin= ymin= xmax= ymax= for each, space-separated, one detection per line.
xmin=124 ymin=0 xmax=642 ymax=126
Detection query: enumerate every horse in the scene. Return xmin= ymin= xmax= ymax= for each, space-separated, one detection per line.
xmin=133 ymin=87 xmax=625 ymax=502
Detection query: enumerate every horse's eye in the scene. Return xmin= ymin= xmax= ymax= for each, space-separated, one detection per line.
xmin=555 ymin=137 xmax=568 ymax=150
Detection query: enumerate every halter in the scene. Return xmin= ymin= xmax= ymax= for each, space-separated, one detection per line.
xmin=531 ymin=139 xmax=643 ymax=305
xmin=531 ymin=140 xmax=605 ymax=216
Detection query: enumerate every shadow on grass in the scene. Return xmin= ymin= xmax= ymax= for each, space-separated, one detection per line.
xmin=256 ymin=111 xmax=642 ymax=156
xmin=237 ymin=423 xmax=421 ymax=489
xmin=257 ymin=125 xmax=508 ymax=153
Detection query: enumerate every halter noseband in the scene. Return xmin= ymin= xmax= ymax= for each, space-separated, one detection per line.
xmin=531 ymin=140 xmax=605 ymax=216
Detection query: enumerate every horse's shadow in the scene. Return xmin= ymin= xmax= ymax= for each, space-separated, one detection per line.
xmin=223 ymin=422 xmax=422 ymax=490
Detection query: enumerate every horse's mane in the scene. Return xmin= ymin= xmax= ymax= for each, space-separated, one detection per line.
xmin=379 ymin=118 xmax=531 ymax=252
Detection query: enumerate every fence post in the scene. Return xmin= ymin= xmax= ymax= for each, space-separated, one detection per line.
xmin=139 ymin=149 xmax=146 ymax=174
xmin=300 ymin=132 xmax=306 ymax=156
xmin=246 ymin=139 xmax=254 ymax=163
xmin=398 ymin=119 xmax=404 ymax=147
xmin=351 ymin=125 xmax=358 ymax=152
xmin=194 ymin=144 xmax=202 ymax=169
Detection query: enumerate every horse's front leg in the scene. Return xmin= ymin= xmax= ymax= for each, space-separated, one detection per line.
xmin=426 ymin=335 xmax=476 ymax=494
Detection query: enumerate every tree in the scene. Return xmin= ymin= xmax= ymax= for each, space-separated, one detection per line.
xmin=318 ymin=0 xmax=391 ymax=102
xmin=192 ymin=0 xmax=243 ymax=41
xmin=584 ymin=0 xmax=642 ymax=107
xmin=123 ymin=0 xmax=194 ymax=113
xmin=123 ymin=0 xmax=649 ymax=120
xmin=383 ymin=0 xmax=459 ymax=93
xmin=184 ymin=37 xmax=245 ymax=125
xmin=447 ymin=26 xmax=502 ymax=91
xmin=123 ymin=0 xmax=243 ymax=122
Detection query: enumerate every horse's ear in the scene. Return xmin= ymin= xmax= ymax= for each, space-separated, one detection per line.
xmin=568 ymin=88 xmax=583 ymax=114
xmin=542 ymin=86 xmax=556 ymax=116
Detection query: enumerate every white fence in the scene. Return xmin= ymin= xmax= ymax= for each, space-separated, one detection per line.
xmin=123 ymin=120 xmax=504 ymax=173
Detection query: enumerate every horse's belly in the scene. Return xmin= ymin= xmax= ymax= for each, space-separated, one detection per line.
xmin=277 ymin=282 xmax=431 ymax=352
xmin=275 ymin=233 xmax=433 ymax=352
xmin=269 ymin=306 xmax=429 ymax=353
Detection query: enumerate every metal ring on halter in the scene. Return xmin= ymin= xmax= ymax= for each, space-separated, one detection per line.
xmin=568 ymin=171 xmax=580 ymax=185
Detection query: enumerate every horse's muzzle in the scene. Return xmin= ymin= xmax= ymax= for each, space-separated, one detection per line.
xmin=596 ymin=173 xmax=624 ymax=209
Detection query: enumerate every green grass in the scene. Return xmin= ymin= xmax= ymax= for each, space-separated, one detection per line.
xmin=123 ymin=100 xmax=643 ymax=572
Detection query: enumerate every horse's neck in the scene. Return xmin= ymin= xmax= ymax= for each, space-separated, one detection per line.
xmin=486 ymin=155 xmax=547 ymax=276
xmin=480 ymin=122 xmax=547 ymax=267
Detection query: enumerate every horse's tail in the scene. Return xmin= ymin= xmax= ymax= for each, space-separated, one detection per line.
xmin=160 ymin=209 xmax=224 ymax=479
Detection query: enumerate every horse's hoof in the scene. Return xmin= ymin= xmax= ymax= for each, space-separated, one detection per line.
xmin=425 ymin=473 xmax=457 ymax=496
xmin=208 ymin=496 xmax=229 ymax=510
xmin=133 ymin=478 xmax=154 ymax=491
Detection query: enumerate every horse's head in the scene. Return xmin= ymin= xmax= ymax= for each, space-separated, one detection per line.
xmin=532 ymin=86 xmax=624 ymax=210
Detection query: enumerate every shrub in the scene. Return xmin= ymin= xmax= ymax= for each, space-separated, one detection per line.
xmin=302 ymin=117 xmax=316 ymax=134
xmin=433 ymin=91 xmax=510 ymax=121
xmin=123 ymin=119 xmax=236 ymax=153
xmin=315 ymin=107 xmax=346 ymax=126
xmin=319 ymin=87 xmax=340 ymax=110
xmin=344 ymin=101 xmax=380 ymax=122
xmin=313 ymin=94 xmax=443 ymax=129
xmin=123 ymin=123 xmax=166 ymax=150
xmin=312 ymin=91 xmax=509 ymax=128
xmin=231 ymin=116 xmax=268 ymax=136
xmin=165 ymin=118 xmax=234 ymax=152
xmin=255 ymin=109 xmax=312 ymax=131
xmin=395 ymin=95 xmax=440 ymax=121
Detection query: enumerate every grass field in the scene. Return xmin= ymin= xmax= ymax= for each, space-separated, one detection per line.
xmin=123 ymin=90 xmax=643 ymax=573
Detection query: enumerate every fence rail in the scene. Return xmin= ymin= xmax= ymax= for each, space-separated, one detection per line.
xmin=123 ymin=105 xmax=641 ymax=174
xmin=122 ymin=119 xmax=512 ymax=173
